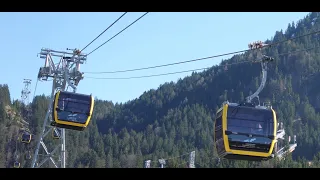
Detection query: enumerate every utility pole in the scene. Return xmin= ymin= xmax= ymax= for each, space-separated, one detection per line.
xmin=188 ymin=151 xmax=195 ymax=168
xmin=159 ymin=159 xmax=166 ymax=168
xmin=21 ymin=79 xmax=32 ymax=105
xmin=144 ymin=160 xmax=151 ymax=168
xmin=31 ymin=48 xmax=87 ymax=168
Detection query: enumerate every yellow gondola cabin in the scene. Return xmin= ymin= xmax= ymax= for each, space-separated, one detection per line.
xmin=13 ymin=161 xmax=20 ymax=168
xmin=52 ymin=128 xmax=61 ymax=139
xmin=214 ymin=102 xmax=277 ymax=161
xmin=21 ymin=132 xmax=32 ymax=144
xmin=51 ymin=91 xmax=94 ymax=131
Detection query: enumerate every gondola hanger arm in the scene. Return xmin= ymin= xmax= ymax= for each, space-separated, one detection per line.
xmin=245 ymin=55 xmax=274 ymax=104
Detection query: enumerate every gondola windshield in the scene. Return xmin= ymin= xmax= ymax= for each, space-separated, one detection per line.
xmin=56 ymin=92 xmax=91 ymax=124
xmin=226 ymin=106 xmax=274 ymax=153
xmin=22 ymin=134 xmax=29 ymax=140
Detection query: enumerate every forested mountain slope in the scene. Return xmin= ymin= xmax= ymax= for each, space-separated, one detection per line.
xmin=1 ymin=12 xmax=320 ymax=168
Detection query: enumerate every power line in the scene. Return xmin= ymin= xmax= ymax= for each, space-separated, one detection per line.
xmin=80 ymin=12 xmax=127 ymax=52
xmin=84 ymin=29 xmax=320 ymax=74
xmin=86 ymin=67 xmax=208 ymax=80
xmin=31 ymin=79 xmax=39 ymax=102
xmin=87 ymin=12 xmax=149 ymax=56
xmin=84 ymin=46 xmax=319 ymax=80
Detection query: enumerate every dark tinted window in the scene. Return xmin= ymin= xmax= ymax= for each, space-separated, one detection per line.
xmin=214 ymin=110 xmax=225 ymax=154
xmin=228 ymin=134 xmax=271 ymax=146
xmin=228 ymin=136 xmax=271 ymax=153
xmin=58 ymin=99 xmax=90 ymax=114
xmin=226 ymin=106 xmax=274 ymax=152
xmin=57 ymin=111 xmax=88 ymax=124
xmin=57 ymin=92 xmax=92 ymax=114
xmin=227 ymin=106 xmax=274 ymax=136
xmin=22 ymin=134 xmax=30 ymax=141
xmin=59 ymin=91 xmax=91 ymax=102
xmin=215 ymin=115 xmax=223 ymax=140
xmin=215 ymin=109 xmax=222 ymax=130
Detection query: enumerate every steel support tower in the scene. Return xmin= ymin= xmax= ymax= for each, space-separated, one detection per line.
xmin=19 ymin=79 xmax=32 ymax=127
xmin=21 ymin=79 xmax=32 ymax=105
xmin=31 ymin=48 xmax=87 ymax=168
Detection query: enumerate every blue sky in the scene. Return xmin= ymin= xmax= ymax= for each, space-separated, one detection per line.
xmin=0 ymin=12 xmax=310 ymax=104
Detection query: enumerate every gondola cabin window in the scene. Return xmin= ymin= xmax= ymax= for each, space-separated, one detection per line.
xmin=226 ymin=106 xmax=274 ymax=153
xmin=214 ymin=109 xmax=225 ymax=154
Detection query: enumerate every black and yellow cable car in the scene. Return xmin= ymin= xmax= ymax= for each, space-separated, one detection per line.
xmin=13 ymin=161 xmax=20 ymax=168
xmin=214 ymin=55 xmax=276 ymax=161
xmin=51 ymin=90 xmax=94 ymax=131
xmin=214 ymin=102 xmax=277 ymax=161
xmin=52 ymin=128 xmax=61 ymax=139
xmin=21 ymin=132 xmax=32 ymax=144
